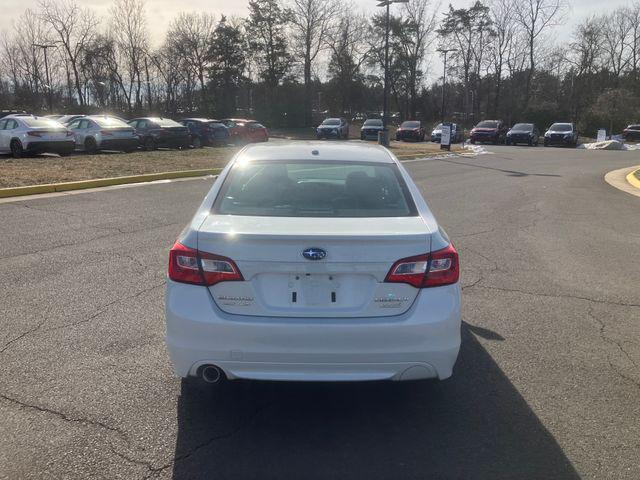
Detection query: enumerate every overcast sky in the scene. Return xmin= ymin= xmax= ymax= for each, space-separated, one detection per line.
xmin=1 ymin=0 xmax=634 ymax=77
xmin=1 ymin=0 xmax=634 ymax=43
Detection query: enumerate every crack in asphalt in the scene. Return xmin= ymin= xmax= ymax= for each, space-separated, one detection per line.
xmin=108 ymin=401 xmax=274 ymax=479
xmin=464 ymin=280 xmax=639 ymax=388
xmin=0 ymin=392 xmax=129 ymax=442
xmin=0 ymin=282 xmax=165 ymax=355
xmin=470 ymin=284 xmax=640 ymax=309
xmin=0 ymin=221 xmax=182 ymax=261
xmin=0 ymin=319 xmax=45 ymax=354
xmin=42 ymin=281 xmax=166 ymax=334
xmin=586 ymin=305 xmax=640 ymax=386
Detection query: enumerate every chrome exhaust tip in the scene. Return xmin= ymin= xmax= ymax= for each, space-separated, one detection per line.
xmin=201 ymin=365 xmax=223 ymax=384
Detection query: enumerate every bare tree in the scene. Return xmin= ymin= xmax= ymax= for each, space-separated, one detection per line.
xmin=602 ymin=8 xmax=632 ymax=85
xmin=400 ymin=0 xmax=440 ymax=118
xmin=489 ymin=0 xmax=518 ymax=115
xmin=38 ymin=0 xmax=99 ymax=106
xmin=109 ymin=0 xmax=148 ymax=112
xmin=166 ymin=12 xmax=216 ymax=112
xmin=289 ymin=0 xmax=339 ymax=126
xmin=625 ymin=1 xmax=640 ymax=86
xmin=514 ymin=0 xmax=568 ymax=110
xmin=328 ymin=8 xmax=369 ymax=114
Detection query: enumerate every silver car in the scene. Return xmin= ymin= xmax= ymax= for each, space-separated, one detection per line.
xmin=67 ymin=116 xmax=139 ymax=153
xmin=0 ymin=115 xmax=75 ymax=158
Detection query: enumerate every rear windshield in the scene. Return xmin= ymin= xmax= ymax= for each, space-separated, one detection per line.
xmin=401 ymin=121 xmax=420 ymax=129
xmin=92 ymin=117 xmax=129 ymax=127
xmin=21 ymin=117 xmax=65 ymax=128
xmin=476 ymin=121 xmax=498 ymax=128
xmin=550 ymin=123 xmax=572 ymax=131
xmin=512 ymin=123 xmax=533 ymax=131
xmin=152 ymin=118 xmax=182 ymax=127
xmin=363 ymin=119 xmax=383 ymax=127
xmin=214 ymin=160 xmax=416 ymax=218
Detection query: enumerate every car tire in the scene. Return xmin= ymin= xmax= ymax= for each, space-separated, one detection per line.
xmin=10 ymin=139 xmax=23 ymax=158
xmin=470 ymin=139 xmax=475 ymax=145
xmin=544 ymin=140 xmax=549 ymax=147
xmin=191 ymin=136 xmax=202 ymax=149
xmin=144 ymin=137 xmax=156 ymax=151
xmin=85 ymin=137 xmax=98 ymax=154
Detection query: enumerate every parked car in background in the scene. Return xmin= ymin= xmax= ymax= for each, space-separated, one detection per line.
xmin=165 ymin=142 xmax=461 ymax=386
xmin=56 ymin=114 xmax=86 ymax=126
xmin=360 ymin=118 xmax=384 ymax=140
xmin=431 ymin=123 xmax=463 ymax=143
xmin=0 ymin=115 xmax=74 ymax=158
xmin=180 ymin=118 xmax=230 ymax=147
xmin=218 ymin=118 xmax=269 ymax=144
xmin=622 ymin=124 xmax=640 ymax=141
xmin=128 ymin=117 xmax=190 ymax=150
xmin=243 ymin=121 xmax=269 ymax=143
xmin=395 ymin=120 xmax=425 ymax=142
xmin=469 ymin=120 xmax=507 ymax=144
xmin=316 ymin=118 xmax=349 ymax=139
xmin=506 ymin=123 xmax=540 ymax=146
xmin=0 ymin=110 xmax=28 ymax=119
xmin=44 ymin=114 xmax=64 ymax=121
xmin=67 ymin=115 xmax=138 ymax=153
xmin=544 ymin=123 xmax=578 ymax=147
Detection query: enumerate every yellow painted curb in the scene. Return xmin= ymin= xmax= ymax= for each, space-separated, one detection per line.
xmin=626 ymin=168 xmax=640 ymax=190
xmin=0 ymin=168 xmax=222 ymax=199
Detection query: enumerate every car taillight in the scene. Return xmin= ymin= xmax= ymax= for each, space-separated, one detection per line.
xmin=168 ymin=242 xmax=243 ymax=286
xmin=101 ymin=130 xmax=113 ymax=136
xmin=385 ymin=244 xmax=459 ymax=288
xmin=28 ymin=131 xmax=42 ymax=137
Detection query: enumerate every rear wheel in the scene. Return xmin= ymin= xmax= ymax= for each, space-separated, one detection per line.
xmin=85 ymin=137 xmax=98 ymax=154
xmin=144 ymin=137 xmax=157 ymax=151
xmin=10 ymin=139 xmax=23 ymax=158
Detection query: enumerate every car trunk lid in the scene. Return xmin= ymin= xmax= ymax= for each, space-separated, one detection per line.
xmin=198 ymin=215 xmax=432 ymax=318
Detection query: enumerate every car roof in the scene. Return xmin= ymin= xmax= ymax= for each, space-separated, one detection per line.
xmin=236 ymin=141 xmax=395 ymax=164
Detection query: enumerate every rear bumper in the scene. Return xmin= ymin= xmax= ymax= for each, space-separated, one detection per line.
xmin=165 ymin=280 xmax=461 ymax=382
xmin=396 ymin=132 xmax=422 ymax=141
xmin=470 ymin=134 xmax=498 ymax=143
xmin=158 ymin=135 xmax=190 ymax=148
xmin=99 ymin=138 xmax=139 ymax=151
xmin=25 ymin=140 xmax=75 ymax=154
xmin=317 ymin=130 xmax=340 ymax=138
xmin=544 ymin=136 xmax=574 ymax=146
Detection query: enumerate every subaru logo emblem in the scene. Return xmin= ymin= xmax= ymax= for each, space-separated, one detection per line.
xmin=302 ymin=248 xmax=327 ymax=261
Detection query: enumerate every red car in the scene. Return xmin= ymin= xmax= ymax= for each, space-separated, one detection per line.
xmin=395 ymin=120 xmax=426 ymax=142
xmin=469 ymin=120 xmax=508 ymax=144
xmin=220 ymin=118 xmax=269 ymax=144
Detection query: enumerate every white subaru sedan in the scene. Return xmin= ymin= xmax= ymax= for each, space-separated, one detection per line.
xmin=165 ymin=142 xmax=461 ymax=385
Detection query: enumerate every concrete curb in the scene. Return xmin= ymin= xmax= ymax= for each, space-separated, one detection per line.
xmin=604 ymin=166 xmax=640 ymax=198
xmin=0 ymin=168 xmax=223 ymax=199
xmin=626 ymin=168 xmax=640 ymax=190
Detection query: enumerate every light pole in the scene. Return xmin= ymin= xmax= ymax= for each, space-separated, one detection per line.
xmin=376 ymin=0 xmax=408 ymax=145
xmin=437 ymin=48 xmax=456 ymax=123
xmin=33 ymin=43 xmax=56 ymax=112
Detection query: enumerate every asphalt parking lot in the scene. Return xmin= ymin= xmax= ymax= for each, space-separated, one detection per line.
xmin=1 ymin=145 xmax=639 ymax=479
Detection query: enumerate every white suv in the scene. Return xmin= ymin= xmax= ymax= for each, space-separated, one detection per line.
xmin=165 ymin=142 xmax=461 ymax=386
xmin=0 ymin=115 xmax=75 ymax=158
